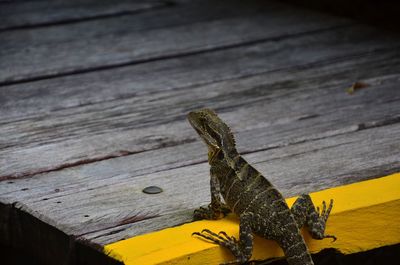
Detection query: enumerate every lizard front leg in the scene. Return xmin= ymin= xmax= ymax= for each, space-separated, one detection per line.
xmin=193 ymin=168 xmax=230 ymax=220
xmin=193 ymin=212 xmax=254 ymax=264
xmin=291 ymin=194 xmax=336 ymax=241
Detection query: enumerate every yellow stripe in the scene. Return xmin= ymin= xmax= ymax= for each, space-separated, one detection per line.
xmin=104 ymin=173 xmax=400 ymax=265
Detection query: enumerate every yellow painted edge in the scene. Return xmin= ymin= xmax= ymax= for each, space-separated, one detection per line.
xmin=104 ymin=173 xmax=400 ymax=265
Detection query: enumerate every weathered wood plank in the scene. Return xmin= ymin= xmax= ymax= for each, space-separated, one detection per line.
xmin=1 ymin=36 xmax=399 ymax=179
xmin=0 ymin=0 xmax=167 ymax=31
xmin=2 ymin=121 xmax=400 ymax=246
xmin=0 ymin=0 xmax=352 ymax=84
xmin=0 ymin=0 xmax=270 ymax=41
xmin=87 ymin=119 xmax=397 ymax=244
xmin=2 ymin=69 xmax=399 ymax=247
xmin=1 ymin=23 xmax=399 ymax=123
xmin=4 ymin=24 xmax=397 ymax=123
xmin=1 ymin=66 xmax=399 ymax=227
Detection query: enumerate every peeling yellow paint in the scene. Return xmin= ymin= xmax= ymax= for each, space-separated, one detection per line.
xmin=104 ymin=173 xmax=400 ymax=265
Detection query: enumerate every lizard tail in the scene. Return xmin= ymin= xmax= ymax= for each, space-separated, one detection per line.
xmin=281 ymin=235 xmax=314 ymax=265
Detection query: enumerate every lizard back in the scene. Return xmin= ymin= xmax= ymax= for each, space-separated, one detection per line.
xmin=212 ymin=153 xmax=314 ymax=265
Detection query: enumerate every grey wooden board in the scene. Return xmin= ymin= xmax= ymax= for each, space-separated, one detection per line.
xmin=1 ymin=25 xmax=400 ymax=179
xmin=0 ymin=0 xmax=268 ymax=37
xmin=1 ymin=23 xmax=398 ymax=123
xmin=86 ymin=123 xmax=400 ymax=245
xmin=0 ymin=0 xmax=167 ymax=31
xmin=1 ymin=24 xmax=389 ymax=122
xmin=1 ymin=60 xmax=400 ymax=244
xmin=2 ymin=114 xmax=400 ymax=245
xmin=0 ymin=0 xmax=352 ymax=84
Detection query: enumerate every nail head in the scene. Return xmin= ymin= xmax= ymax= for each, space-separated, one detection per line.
xmin=142 ymin=186 xmax=163 ymax=194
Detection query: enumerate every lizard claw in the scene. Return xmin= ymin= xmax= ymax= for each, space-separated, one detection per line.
xmin=192 ymin=229 xmax=237 ymax=246
xmin=322 ymin=199 xmax=334 ymax=222
xmin=218 ymin=231 xmax=238 ymax=243
xmin=324 ymin=234 xmax=337 ymax=242
xmin=192 ymin=228 xmax=247 ymax=265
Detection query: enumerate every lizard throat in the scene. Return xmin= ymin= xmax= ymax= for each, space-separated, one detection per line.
xmin=208 ymin=148 xmax=221 ymax=163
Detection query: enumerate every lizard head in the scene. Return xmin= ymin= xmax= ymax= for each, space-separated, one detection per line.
xmin=187 ymin=108 xmax=237 ymax=157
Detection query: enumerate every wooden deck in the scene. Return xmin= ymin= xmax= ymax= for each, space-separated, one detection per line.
xmin=1 ymin=0 xmax=400 ymax=264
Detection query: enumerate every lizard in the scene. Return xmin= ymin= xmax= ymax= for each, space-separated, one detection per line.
xmin=188 ymin=108 xmax=336 ymax=265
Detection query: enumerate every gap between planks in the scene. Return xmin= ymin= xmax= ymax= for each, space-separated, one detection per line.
xmin=2 ymin=121 xmax=400 ymax=245
xmin=0 ymin=0 xmax=171 ymax=31
xmin=1 ymin=46 xmax=400 ymax=179
xmin=0 ymin=0 xmax=354 ymax=85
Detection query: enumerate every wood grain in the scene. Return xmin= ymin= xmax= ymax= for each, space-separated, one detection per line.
xmin=1 ymin=67 xmax=399 ymax=243
xmin=1 ymin=26 xmax=399 ymax=179
xmin=0 ymin=0 xmax=167 ymax=31
xmin=3 ymin=121 xmax=400 ymax=245
xmin=0 ymin=0 xmax=351 ymax=84
xmin=1 ymin=24 xmax=398 ymax=122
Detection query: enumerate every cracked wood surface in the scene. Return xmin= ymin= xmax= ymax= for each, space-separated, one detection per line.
xmin=0 ymin=0 xmax=351 ymax=85
xmin=1 ymin=0 xmax=400 ymax=264
xmin=0 ymin=0 xmax=168 ymax=31
xmin=1 ymin=27 xmax=400 ymax=179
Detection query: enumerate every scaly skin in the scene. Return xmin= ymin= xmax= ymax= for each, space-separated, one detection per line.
xmin=188 ymin=109 xmax=336 ymax=265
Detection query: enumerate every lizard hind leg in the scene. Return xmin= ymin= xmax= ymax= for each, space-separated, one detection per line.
xmin=291 ymin=194 xmax=336 ymax=241
xmin=192 ymin=212 xmax=254 ymax=264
